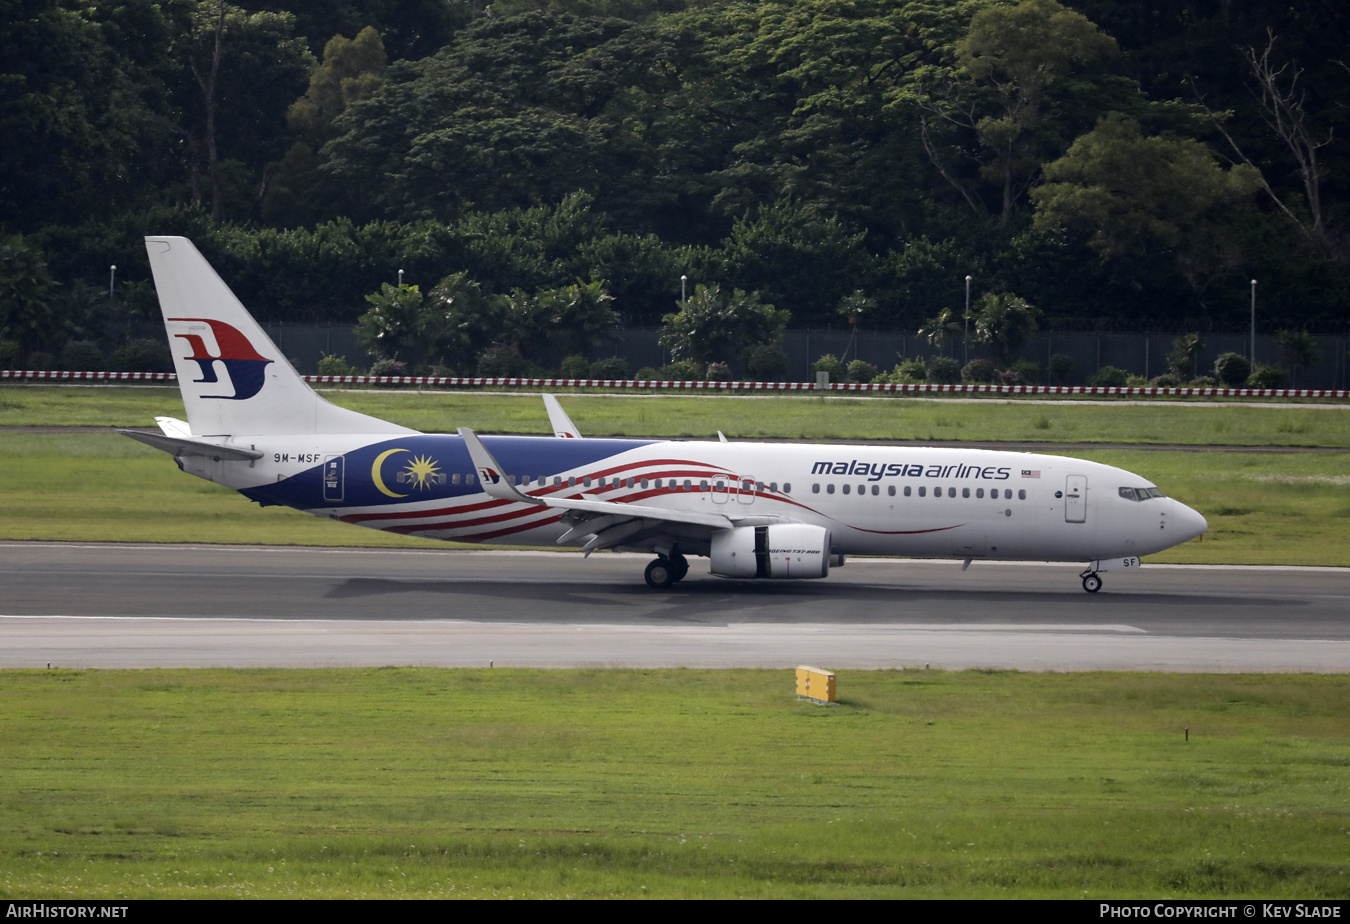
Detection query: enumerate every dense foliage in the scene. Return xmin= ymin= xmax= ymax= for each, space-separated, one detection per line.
xmin=3 ymin=0 xmax=1347 ymax=371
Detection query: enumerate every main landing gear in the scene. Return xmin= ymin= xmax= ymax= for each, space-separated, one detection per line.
xmin=1080 ymin=570 xmax=1103 ymax=594
xmin=644 ymin=553 xmax=689 ymax=589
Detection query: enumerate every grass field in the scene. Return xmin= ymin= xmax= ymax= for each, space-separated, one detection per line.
xmin=3 ymin=383 xmax=1344 ymax=564
xmin=1 ymin=668 xmax=1346 ymax=899
xmin=3 ymin=388 xmax=1349 ymax=900
xmin=4 ymin=384 xmax=1350 ymax=447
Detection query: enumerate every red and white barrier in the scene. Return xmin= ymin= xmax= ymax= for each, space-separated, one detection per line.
xmin=3 ymin=368 xmax=1347 ymax=399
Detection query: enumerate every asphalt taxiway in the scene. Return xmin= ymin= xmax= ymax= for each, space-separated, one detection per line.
xmin=2 ymin=542 xmax=1347 ymax=671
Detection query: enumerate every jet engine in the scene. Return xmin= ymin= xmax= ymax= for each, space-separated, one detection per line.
xmin=709 ymin=524 xmax=832 ymax=579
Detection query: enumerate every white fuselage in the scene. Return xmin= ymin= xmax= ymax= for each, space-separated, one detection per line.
xmin=189 ymin=434 xmax=1206 ymax=565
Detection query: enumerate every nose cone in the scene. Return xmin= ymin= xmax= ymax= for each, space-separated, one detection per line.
xmin=1171 ymin=499 xmax=1208 ymax=543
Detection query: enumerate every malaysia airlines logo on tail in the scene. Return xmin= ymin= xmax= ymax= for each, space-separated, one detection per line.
xmin=168 ymin=318 xmax=273 ymax=400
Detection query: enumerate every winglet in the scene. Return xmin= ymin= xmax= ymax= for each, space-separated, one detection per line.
xmin=457 ymin=428 xmax=541 ymax=505
xmin=543 ymin=394 xmax=581 ymax=438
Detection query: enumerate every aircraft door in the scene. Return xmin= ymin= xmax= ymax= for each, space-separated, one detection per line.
xmin=1065 ymin=474 xmax=1087 ymax=523
xmin=737 ymin=478 xmax=756 ymax=505
xmin=323 ymin=455 xmax=344 ymax=502
xmin=712 ymin=477 xmax=730 ymax=504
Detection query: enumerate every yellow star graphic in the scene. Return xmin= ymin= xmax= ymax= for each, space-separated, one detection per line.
xmin=401 ymin=454 xmax=442 ymax=491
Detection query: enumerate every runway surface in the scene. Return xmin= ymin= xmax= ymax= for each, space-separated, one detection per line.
xmin=2 ymin=542 xmax=1348 ymax=671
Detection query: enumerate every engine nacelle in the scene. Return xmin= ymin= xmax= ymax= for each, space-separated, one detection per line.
xmin=709 ymin=524 xmax=832 ymax=579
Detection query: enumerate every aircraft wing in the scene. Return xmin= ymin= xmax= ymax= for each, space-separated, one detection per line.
xmin=458 ymin=427 xmax=738 ymax=533
xmin=543 ymin=394 xmax=582 ymax=438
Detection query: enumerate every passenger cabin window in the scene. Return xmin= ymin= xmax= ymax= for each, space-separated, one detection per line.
xmin=783 ymin=482 xmax=791 ymax=493
xmin=1018 ymin=489 xmax=1026 ymax=500
xmin=827 ymin=484 xmax=835 ymax=494
xmin=812 ymin=484 xmax=820 ymax=494
xmin=843 ymin=484 xmax=851 ymax=495
xmin=904 ymin=486 xmax=912 ymax=497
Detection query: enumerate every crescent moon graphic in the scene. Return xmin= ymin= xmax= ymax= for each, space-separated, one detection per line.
xmin=372 ymin=448 xmax=409 ymax=498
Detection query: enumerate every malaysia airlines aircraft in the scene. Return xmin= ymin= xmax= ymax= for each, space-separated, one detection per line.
xmin=121 ymin=236 xmax=1207 ymax=592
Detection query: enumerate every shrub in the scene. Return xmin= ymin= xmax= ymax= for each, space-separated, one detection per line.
xmin=112 ymin=339 xmax=171 ymax=373
xmin=1247 ymin=364 xmax=1285 ymax=388
xmin=926 ymin=356 xmax=962 ymax=385
xmin=369 ymin=358 xmax=408 ymax=378
xmin=896 ymin=358 xmax=927 ymax=382
xmin=60 ymin=340 xmax=104 ymax=371
xmin=1213 ymin=352 xmax=1251 ymax=387
xmin=1088 ymin=365 xmax=1129 ymax=387
xmin=961 ymin=358 xmax=997 ymax=383
xmin=659 ymin=359 xmax=704 ymax=381
xmin=1149 ymin=373 xmax=1182 ymax=387
xmin=26 ymin=350 xmax=55 ymax=371
xmin=810 ymin=353 xmax=844 ymax=382
xmin=740 ymin=343 xmax=787 ymax=381
xmin=560 ymin=354 xmax=591 ymax=378
xmin=477 ymin=344 xmax=525 ymax=377
xmin=317 ymin=353 xmax=355 ymax=376
xmin=0 ymin=340 xmax=17 ymax=369
xmin=1008 ymin=359 xmax=1041 ymax=385
xmin=633 ymin=366 xmax=661 ymax=382
xmin=1189 ymin=375 xmax=1218 ymax=388
xmin=846 ymin=359 xmax=877 ymax=383
xmin=589 ymin=357 xmax=629 ymax=379
xmin=1048 ymin=352 xmax=1074 ymax=384
xmin=705 ymin=361 xmax=731 ymax=381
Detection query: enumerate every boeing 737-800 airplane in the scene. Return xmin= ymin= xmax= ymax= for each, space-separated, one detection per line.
xmin=121 ymin=236 xmax=1207 ymax=591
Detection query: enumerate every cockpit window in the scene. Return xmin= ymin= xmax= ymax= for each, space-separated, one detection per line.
xmin=1119 ymin=486 xmax=1167 ymax=501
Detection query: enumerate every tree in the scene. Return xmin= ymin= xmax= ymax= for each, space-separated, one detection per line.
xmin=173 ymin=1 xmax=314 ymax=221
xmin=1276 ymin=329 xmax=1320 ymax=387
xmin=715 ymin=200 xmax=873 ymax=328
xmin=969 ymin=292 xmax=1040 ymax=365
xmin=356 ymin=282 xmax=427 ymax=366
xmin=659 ymin=284 xmax=787 ymax=365
xmin=917 ymin=0 xmax=1123 ymax=225
xmin=1032 ymin=114 xmax=1262 ymax=261
xmin=0 ymin=236 xmax=61 ymax=359
xmin=918 ymin=307 xmax=964 ymax=358
xmin=1167 ymin=334 xmax=1205 ymax=380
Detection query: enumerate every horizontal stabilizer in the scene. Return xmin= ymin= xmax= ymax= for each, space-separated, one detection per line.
xmin=118 ymin=428 xmax=263 ymax=461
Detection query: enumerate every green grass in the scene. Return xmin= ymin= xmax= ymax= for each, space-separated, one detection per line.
xmin=4 ymin=431 xmax=1350 ymax=565
xmin=0 ymin=668 xmax=1346 ymax=898
xmin=5 ymin=385 xmax=1350 ymax=447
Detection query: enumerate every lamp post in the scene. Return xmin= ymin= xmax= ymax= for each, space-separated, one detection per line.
xmin=964 ymin=275 xmax=972 ymax=365
xmin=398 ymin=268 xmax=404 ymax=287
xmin=680 ymin=275 xmax=687 ymax=304
xmin=109 ymin=265 xmax=116 ymax=301
xmin=1250 ymin=279 xmax=1257 ymax=366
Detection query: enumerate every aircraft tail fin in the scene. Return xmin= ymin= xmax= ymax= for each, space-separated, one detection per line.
xmin=145 ymin=236 xmax=414 ymax=438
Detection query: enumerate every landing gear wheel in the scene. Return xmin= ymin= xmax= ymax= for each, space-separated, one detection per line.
xmin=645 ymin=558 xmax=676 ymax=589
xmin=1082 ymin=573 xmax=1102 ymax=594
xmin=669 ymin=553 xmax=689 ymax=582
